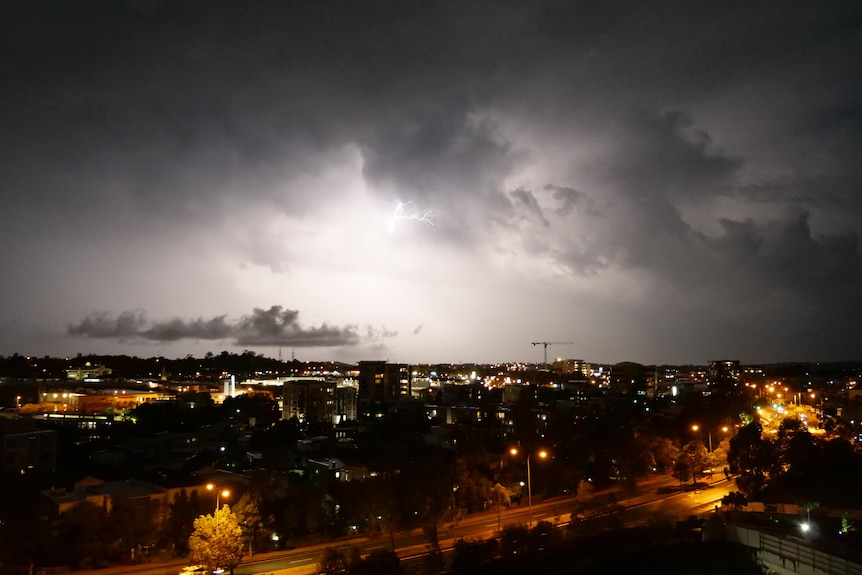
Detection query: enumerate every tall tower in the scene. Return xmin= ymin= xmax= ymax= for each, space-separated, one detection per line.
xmin=222 ymin=374 xmax=237 ymax=398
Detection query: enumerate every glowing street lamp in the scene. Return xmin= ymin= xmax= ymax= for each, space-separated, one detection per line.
xmin=691 ymin=424 xmax=729 ymax=452
xmin=207 ymin=484 xmax=230 ymax=533
xmin=207 ymin=483 xmax=230 ymax=511
xmin=510 ymin=447 xmax=548 ymax=526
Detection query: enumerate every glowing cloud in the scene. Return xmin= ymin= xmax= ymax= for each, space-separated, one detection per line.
xmin=389 ymin=200 xmax=434 ymax=234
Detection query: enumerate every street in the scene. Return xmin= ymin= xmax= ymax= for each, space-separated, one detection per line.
xmin=68 ymin=474 xmax=736 ymax=575
xmin=234 ymin=474 xmax=736 ymax=575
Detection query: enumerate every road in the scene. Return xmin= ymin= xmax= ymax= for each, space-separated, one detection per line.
xmin=69 ymin=474 xmax=735 ymax=575
xmin=234 ymin=474 xmax=736 ymax=575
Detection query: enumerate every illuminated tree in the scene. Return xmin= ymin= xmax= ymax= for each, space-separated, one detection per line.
xmin=728 ymin=422 xmax=776 ymax=496
xmin=671 ymin=454 xmax=693 ymax=486
xmin=798 ymin=500 xmax=819 ymax=524
xmin=489 ymin=483 xmax=512 ymax=532
xmin=840 ymin=513 xmax=856 ymax=534
xmin=571 ymin=479 xmax=596 ymax=519
xmin=672 ymin=442 xmax=711 ymax=486
xmin=188 ymin=506 xmax=244 ymax=572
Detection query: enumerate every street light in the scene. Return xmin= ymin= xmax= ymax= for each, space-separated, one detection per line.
xmin=510 ymin=447 xmax=548 ymax=527
xmin=809 ymin=392 xmax=824 ymax=420
xmin=691 ymin=424 xmax=728 ymax=452
xmin=207 ymin=484 xmax=230 ymax=533
xmin=691 ymin=424 xmax=710 ymax=452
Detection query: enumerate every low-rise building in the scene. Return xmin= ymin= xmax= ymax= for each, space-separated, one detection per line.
xmin=0 ymin=420 xmax=57 ymax=475
xmin=65 ymin=363 xmax=113 ymax=381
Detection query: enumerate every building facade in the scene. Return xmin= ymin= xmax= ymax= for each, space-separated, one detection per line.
xmin=282 ymin=379 xmax=336 ymax=423
xmin=357 ymin=361 xmax=411 ymax=408
xmin=0 ymin=420 xmax=57 ymax=475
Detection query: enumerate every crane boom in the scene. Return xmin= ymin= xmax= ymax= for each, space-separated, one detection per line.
xmin=530 ymin=341 xmax=573 ymax=366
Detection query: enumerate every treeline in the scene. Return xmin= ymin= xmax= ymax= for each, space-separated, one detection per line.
xmin=0 ymin=480 xmax=213 ymax=570
xmin=729 ymin=417 xmax=862 ymax=507
xmin=0 ymin=351 xmax=315 ymax=380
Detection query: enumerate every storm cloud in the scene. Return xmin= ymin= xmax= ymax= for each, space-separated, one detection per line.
xmin=2 ymin=0 xmax=861 ymax=364
xmin=68 ymin=306 xmax=389 ymax=349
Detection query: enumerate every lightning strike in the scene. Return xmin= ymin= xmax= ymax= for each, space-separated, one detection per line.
xmin=389 ymin=200 xmax=434 ymax=234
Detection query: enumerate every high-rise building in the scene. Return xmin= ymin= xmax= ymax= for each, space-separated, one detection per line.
xmin=552 ymin=358 xmax=589 ymax=376
xmin=708 ymin=360 xmax=741 ymax=389
xmin=609 ymin=362 xmax=652 ymax=395
xmin=334 ymin=385 xmax=357 ymax=423
xmin=282 ymin=379 xmax=335 ymax=424
xmin=357 ymin=361 xmax=411 ymax=407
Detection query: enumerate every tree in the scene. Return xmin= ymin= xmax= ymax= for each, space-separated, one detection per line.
xmin=648 ymin=436 xmax=680 ymax=473
xmin=721 ymin=491 xmax=748 ymax=509
xmin=106 ymin=496 xmax=159 ymax=562
xmin=417 ymin=481 xmax=453 ymax=574
xmin=798 ymin=500 xmax=819 ymax=524
xmin=672 ymin=441 xmax=710 ymax=486
xmin=232 ymin=492 xmax=270 ymax=557
xmin=499 ymin=524 xmax=530 ymax=557
xmin=187 ymin=506 xmax=244 ymax=573
xmin=571 ymin=479 xmax=596 ymax=519
xmin=451 ymin=538 xmax=498 ymax=574
xmin=396 ymin=450 xmax=455 ymax=560
xmin=612 ymin=432 xmax=654 ymax=488
xmin=0 ymin=488 xmax=52 ymax=573
xmin=350 ymin=548 xmax=402 ymax=575
xmin=162 ymin=489 xmax=206 ymax=554
xmin=54 ymin=501 xmax=109 ymax=569
xmin=840 ymin=513 xmax=856 ymax=535
xmin=453 ymin=464 xmax=493 ymax=515
xmin=672 ymin=454 xmax=693 ymax=486
xmin=576 ymin=479 xmax=595 ymax=502
xmin=489 ymin=483 xmax=512 ymax=532
xmin=728 ymin=422 xmax=777 ymax=497
xmin=317 ymin=546 xmax=350 ymax=575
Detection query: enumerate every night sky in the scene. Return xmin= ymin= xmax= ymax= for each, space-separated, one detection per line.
xmin=2 ymin=1 xmax=861 ymax=365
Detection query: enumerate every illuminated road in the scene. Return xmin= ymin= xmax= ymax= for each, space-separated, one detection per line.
xmin=233 ymin=475 xmax=736 ymax=575
xmin=69 ymin=475 xmax=735 ymax=575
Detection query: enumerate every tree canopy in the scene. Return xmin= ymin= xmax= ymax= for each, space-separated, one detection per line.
xmin=188 ymin=506 xmax=244 ymax=572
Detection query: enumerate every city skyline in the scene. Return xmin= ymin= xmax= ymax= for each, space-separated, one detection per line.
xmin=2 ymin=1 xmax=861 ymax=366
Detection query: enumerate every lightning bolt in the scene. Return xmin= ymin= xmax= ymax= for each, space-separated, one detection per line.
xmin=389 ymin=200 xmax=434 ymax=234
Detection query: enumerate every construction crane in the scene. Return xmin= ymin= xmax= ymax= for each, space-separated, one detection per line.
xmin=531 ymin=341 xmax=573 ymax=367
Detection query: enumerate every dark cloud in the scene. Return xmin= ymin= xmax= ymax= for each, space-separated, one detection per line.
xmin=143 ymin=316 xmax=233 ymax=342
xmin=67 ymin=311 xmax=148 ymax=340
xmin=67 ymin=306 xmax=392 ymax=349
xmin=546 ymin=185 xmax=590 ymax=217
xmin=509 ymin=188 xmax=549 ymax=226
xmin=608 ymin=108 xmax=742 ymax=203
xmin=2 ymin=1 xmax=861 ymax=363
